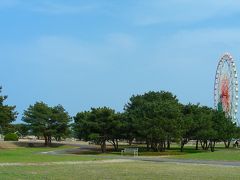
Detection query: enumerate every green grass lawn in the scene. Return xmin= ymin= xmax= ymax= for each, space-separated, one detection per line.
xmin=0 ymin=146 xmax=103 ymax=163
xmin=0 ymin=161 xmax=239 ymax=180
xmin=102 ymin=143 xmax=240 ymax=161
xmin=2 ymin=144 xmax=240 ymax=163
xmin=1 ymin=142 xmax=240 ymax=179
xmin=171 ymin=147 xmax=240 ymax=161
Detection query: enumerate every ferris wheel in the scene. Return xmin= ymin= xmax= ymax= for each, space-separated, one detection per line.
xmin=214 ymin=53 xmax=239 ymax=125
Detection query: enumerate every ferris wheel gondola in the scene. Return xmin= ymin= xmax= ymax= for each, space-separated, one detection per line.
xmin=214 ymin=53 xmax=239 ymax=125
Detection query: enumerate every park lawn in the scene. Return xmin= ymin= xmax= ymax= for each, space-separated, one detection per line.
xmin=0 ymin=146 xmax=103 ymax=163
xmin=1 ymin=142 xmax=240 ymax=163
xmin=73 ymin=143 xmax=240 ymax=161
xmin=0 ymin=161 xmax=239 ymax=180
xmin=171 ymin=147 xmax=240 ymax=161
xmin=97 ymin=144 xmax=240 ymax=162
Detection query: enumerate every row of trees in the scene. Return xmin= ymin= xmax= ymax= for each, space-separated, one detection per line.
xmin=1 ymin=86 xmax=239 ymax=152
xmin=73 ymin=91 xmax=240 ymax=152
xmin=0 ymin=87 xmax=71 ymax=146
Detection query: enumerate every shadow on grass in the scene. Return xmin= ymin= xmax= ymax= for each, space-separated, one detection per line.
xmin=69 ymin=144 xmax=211 ymax=156
xmin=72 ymin=151 xmax=103 ymax=155
xmin=12 ymin=141 xmax=65 ymax=148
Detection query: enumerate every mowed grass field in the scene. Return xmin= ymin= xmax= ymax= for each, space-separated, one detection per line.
xmin=171 ymin=147 xmax=240 ymax=161
xmin=0 ymin=161 xmax=240 ymax=180
xmin=96 ymin=143 xmax=240 ymax=162
xmin=1 ymin=141 xmax=240 ymax=179
xmin=0 ymin=142 xmax=102 ymax=163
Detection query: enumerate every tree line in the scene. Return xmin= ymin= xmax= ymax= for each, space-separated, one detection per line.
xmin=73 ymin=91 xmax=240 ymax=152
xmin=0 ymin=86 xmax=239 ymax=152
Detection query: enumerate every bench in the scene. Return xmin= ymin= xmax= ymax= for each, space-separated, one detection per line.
xmin=121 ymin=148 xmax=138 ymax=157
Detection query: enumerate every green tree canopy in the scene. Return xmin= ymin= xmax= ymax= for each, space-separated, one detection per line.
xmin=125 ymin=91 xmax=182 ymax=151
xmin=74 ymin=107 xmax=118 ymax=152
xmin=22 ymin=102 xmax=71 ymax=145
xmin=51 ymin=105 xmax=71 ymax=141
xmin=0 ymin=86 xmax=17 ymax=134
xmin=13 ymin=123 xmax=29 ymax=137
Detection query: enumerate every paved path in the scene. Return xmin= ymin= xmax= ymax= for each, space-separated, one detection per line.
xmin=131 ymin=156 xmax=240 ymax=167
xmin=40 ymin=145 xmax=240 ymax=167
xmin=0 ymin=159 xmax=134 ymax=167
xmin=40 ymin=144 xmax=98 ymax=155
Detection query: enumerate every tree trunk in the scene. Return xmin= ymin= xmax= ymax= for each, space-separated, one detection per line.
xmin=206 ymin=142 xmax=211 ymax=150
xmin=163 ymin=140 xmax=166 ymax=151
xmin=158 ymin=140 xmax=165 ymax=152
xmin=129 ymin=139 xmax=133 ymax=146
xmin=195 ymin=140 xmax=199 ymax=150
xmin=210 ymin=141 xmax=213 ymax=152
xmin=151 ymin=141 xmax=154 ymax=150
xmin=48 ymin=136 xmax=51 ymax=145
xmin=158 ymin=141 xmax=163 ymax=152
xmin=200 ymin=140 xmax=209 ymax=150
xmin=116 ymin=140 xmax=119 ymax=150
xmin=146 ymin=139 xmax=150 ymax=151
xmin=112 ymin=139 xmax=119 ymax=151
xmin=200 ymin=140 xmax=204 ymax=149
xmin=180 ymin=139 xmax=184 ymax=152
xmin=153 ymin=142 xmax=158 ymax=152
xmin=44 ymin=135 xmax=48 ymax=146
xmin=224 ymin=141 xmax=230 ymax=148
xmin=167 ymin=140 xmax=170 ymax=150
xmin=210 ymin=141 xmax=215 ymax=152
xmin=112 ymin=139 xmax=117 ymax=151
xmin=205 ymin=141 xmax=210 ymax=150
xmin=101 ymin=140 xmax=106 ymax=153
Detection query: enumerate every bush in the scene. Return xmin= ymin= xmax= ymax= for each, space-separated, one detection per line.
xmin=4 ymin=133 xmax=19 ymax=141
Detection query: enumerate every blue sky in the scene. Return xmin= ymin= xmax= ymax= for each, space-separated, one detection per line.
xmin=1 ymin=0 xmax=240 ymax=122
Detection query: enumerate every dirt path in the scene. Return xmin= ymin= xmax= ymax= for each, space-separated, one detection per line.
xmin=0 ymin=159 xmax=134 ymax=167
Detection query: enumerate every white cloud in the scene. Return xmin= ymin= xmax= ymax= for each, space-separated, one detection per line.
xmin=151 ymin=28 xmax=240 ymax=69
xmin=3 ymin=33 xmax=137 ymax=68
xmin=163 ymin=28 xmax=240 ymax=51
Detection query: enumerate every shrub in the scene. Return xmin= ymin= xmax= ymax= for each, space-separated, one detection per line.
xmin=4 ymin=133 xmax=19 ymax=141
